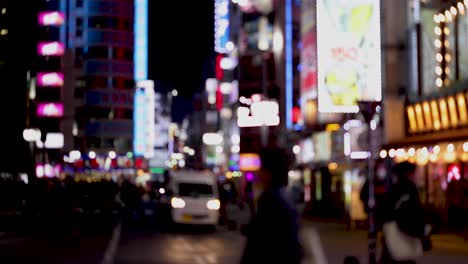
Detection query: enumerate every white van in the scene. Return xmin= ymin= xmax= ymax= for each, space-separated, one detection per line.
xmin=168 ymin=170 xmax=220 ymax=226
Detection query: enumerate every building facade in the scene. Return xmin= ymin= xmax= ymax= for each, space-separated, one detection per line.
xmin=63 ymin=0 xmax=135 ymax=156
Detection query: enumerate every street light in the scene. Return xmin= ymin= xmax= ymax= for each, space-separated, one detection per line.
xmin=357 ymin=100 xmax=381 ymax=264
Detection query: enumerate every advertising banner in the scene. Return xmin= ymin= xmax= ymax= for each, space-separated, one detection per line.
xmin=300 ymin=0 xmax=318 ymax=103
xmin=215 ymin=0 xmax=230 ymax=53
xmin=317 ymin=0 xmax=381 ymax=113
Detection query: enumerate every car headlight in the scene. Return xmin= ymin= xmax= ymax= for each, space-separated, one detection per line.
xmin=206 ymin=199 xmax=221 ymax=210
xmin=171 ymin=197 xmax=185 ymax=208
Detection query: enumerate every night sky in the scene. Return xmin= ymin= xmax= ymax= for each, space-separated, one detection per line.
xmin=149 ymin=1 xmax=214 ymax=121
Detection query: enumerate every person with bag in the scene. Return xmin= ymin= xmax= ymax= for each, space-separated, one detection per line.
xmin=380 ymin=161 xmax=431 ymax=264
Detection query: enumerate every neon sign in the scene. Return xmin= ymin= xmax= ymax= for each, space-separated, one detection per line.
xmin=37 ymin=72 xmax=64 ymax=87
xmin=37 ymin=103 xmax=64 ymax=117
xmin=38 ymin=11 xmax=65 ymax=26
xmin=215 ymin=0 xmax=230 ymax=53
xmin=38 ymin=42 xmax=64 ymax=56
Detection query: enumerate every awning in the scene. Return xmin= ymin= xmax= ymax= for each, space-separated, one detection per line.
xmin=383 ymin=128 xmax=468 ymax=149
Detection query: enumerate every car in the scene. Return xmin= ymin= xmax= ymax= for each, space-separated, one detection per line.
xmin=168 ymin=170 xmax=220 ymax=226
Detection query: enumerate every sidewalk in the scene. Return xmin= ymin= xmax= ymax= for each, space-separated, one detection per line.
xmin=301 ymin=220 xmax=468 ymax=264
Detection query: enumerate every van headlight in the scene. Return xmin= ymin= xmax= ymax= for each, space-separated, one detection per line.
xmin=206 ymin=199 xmax=221 ymax=210
xmin=171 ymin=197 xmax=186 ymax=208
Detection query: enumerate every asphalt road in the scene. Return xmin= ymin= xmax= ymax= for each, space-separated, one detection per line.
xmin=114 ymin=223 xmax=246 ymax=264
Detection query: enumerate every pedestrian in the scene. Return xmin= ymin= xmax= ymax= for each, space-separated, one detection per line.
xmin=380 ymin=161 xmax=430 ymax=264
xmin=241 ymin=148 xmax=303 ymax=264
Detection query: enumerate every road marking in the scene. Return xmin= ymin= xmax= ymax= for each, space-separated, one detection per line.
xmin=101 ymin=222 xmax=121 ymax=264
xmin=305 ymin=228 xmax=327 ymax=264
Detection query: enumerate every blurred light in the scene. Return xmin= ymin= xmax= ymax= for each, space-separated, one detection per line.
xmin=445 ymin=10 xmax=452 ymax=21
xmin=434 ymin=39 xmax=442 ymax=48
xmin=434 ymin=27 xmax=442 ymax=36
xmin=451 ymin=6 xmax=458 ymax=15
xmin=70 ymin=150 xmax=81 ymax=160
xmin=220 ymin=82 xmax=232 ymax=94
xmin=171 ymin=197 xmax=185 ymax=208
xmin=127 ymin=152 xmax=133 ymax=158
xmin=447 ymin=143 xmax=455 ymax=153
xmin=273 ymin=28 xmax=284 ymax=53
xmin=251 ymin=94 xmax=262 ymax=102
xmin=463 ymin=142 xmax=468 ymax=152
xmin=171 ymin=153 xmax=183 ymax=160
xmin=63 ymin=155 xmax=69 ymax=163
xmin=38 ymin=11 xmax=65 ymax=26
xmin=220 ymin=57 xmax=234 ymax=70
xmin=344 ymin=133 xmax=351 ymax=156
xmin=436 ymin=53 xmax=443 ymax=62
xmin=159 ymin=188 xmax=165 ymax=194
xmin=293 ymin=145 xmax=301 ymax=154
xmin=446 ymin=54 xmax=452 ymax=62
xmin=38 ymin=42 xmax=64 ymax=56
xmin=408 ymin=148 xmax=416 ymax=157
xmin=221 ymin=108 xmax=232 ymax=119
xmin=37 ymin=72 xmax=64 ymax=87
xmin=444 ymin=27 xmax=450 ymax=35
xmin=72 ymin=122 xmax=78 ymax=136
xmin=44 ymin=133 xmax=64 ymax=149
xmin=433 ymin=145 xmax=441 ymax=154
xmin=231 ymin=145 xmax=240 ymax=153
xmin=438 ymin=13 xmax=445 ymax=22
xmin=206 ymin=199 xmax=221 ymax=210
xmin=226 ymin=41 xmax=234 ymax=51
xmin=396 ymin=148 xmax=405 ymax=158
xmin=178 ymin=159 xmax=186 ymax=168
xmin=328 ymin=162 xmax=338 ymax=170
xmin=108 ymin=151 xmax=117 ymax=159
xmin=88 ymin=151 xmax=96 ymax=159
xmin=23 ymin=128 xmax=41 ymax=142
xmin=216 ymin=146 xmax=223 ymax=153
xmin=458 ymin=2 xmax=465 ymax=14
xmin=370 ymin=120 xmax=377 ymax=130
xmin=436 ymin=66 xmax=442 ymax=75
xmin=188 ymin=149 xmax=195 ymax=156
xmin=203 ymin=133 xmax=223 ymax=145
xmin=350 ymin=152 xmax=369 ymax=159
xmin=171 ymin=89 xmax=178 ymax=96
xmin=380 ymin=150 xmax=388 ymax=159
xmin=434 ymin=14 xmax=440 ymax=23
xmin=231 ymin=135 xmax=240 ymax=144
xmin=389 ymin=149 xmax=396 ymax=158
xmin=37 ymin=103 xmax=64 ymax=117
xmin=326 ymin=123 xmax=340 ymax=132
xmin=436 ymin=78 xmax=443 ymax=87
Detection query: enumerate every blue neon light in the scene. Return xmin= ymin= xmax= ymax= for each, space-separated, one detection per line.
xmin=134 ymin=0 xmax=148 ymax=81
xmin=215 ymin=0 xmax=230 ymax=53
xmin=133 ymin=89 xmax=146 ymax=156
xmin=285 ymin=0 xmax=293 ymax=129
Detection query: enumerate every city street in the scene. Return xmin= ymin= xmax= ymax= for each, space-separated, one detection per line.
xmin=2 ymin=217 xmax=468 ymax=264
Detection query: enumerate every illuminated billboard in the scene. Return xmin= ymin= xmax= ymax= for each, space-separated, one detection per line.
xmin=317 ymin=0 xmax=381 ymax=113
xmin=37 ymin=42 xmax=64 ymax=56
xmin=239 ymin=153 xmax=261 ymax=171
xmin=37 ymin=72 xmax=64 ymax=87
xmin=38 ymin=11 xmax=65 ymax=26
xmin=300 ymin=0 xmax=317 ymax=103
xmin=37 ymin=103 xmax=64 ymax=117
xmin=133 ymin=80 xmax=155 ymax=158
xmin=215 ymin=0 xmax=230 ymax=53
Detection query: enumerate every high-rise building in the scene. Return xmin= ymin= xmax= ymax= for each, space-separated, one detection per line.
xmin=0 ymin=1 xmax=36 ymax=174
xmin=63 ymin=0 xmax=135 ymax=155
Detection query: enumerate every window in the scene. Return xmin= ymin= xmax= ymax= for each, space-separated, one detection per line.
xmin=178 ymin=183 xmax=213 ymax=197
xmin=76 ymin=18 xmax=83 ymax=27
xmin=87 ymin=46 xmax=108 ymax=59
xmin=76 ymin=0 xmax=83 ymax=8
xmin=76 ymin=29 xmax=82 ymax=37
xmin=89 ymin=17 xmax=118 ymax=30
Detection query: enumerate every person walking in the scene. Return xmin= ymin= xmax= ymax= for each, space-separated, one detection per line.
xmin=380 ymin=161 xmax=430 ymax=264
xmin=241 ymin=148 xmax=303 ymax=264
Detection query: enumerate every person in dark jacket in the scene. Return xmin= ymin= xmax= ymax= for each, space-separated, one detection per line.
xmin=241 ymin=148 xmax=303 ymax=264
xmin=380 ymin=161 xmax=426 ymax=264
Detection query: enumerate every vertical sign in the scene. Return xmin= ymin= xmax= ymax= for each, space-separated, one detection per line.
xmin=285 ymin=0 xmax=293 ymax=129
xmin=134 ymin=0 xmax=148 ymax=81
xmin=133 ymin=80 xmax=155 ymax=158
xmin=215 ymin=0 xmax=230 ymax=53
xmin=300 ymin=0 xmax=318 ymax=119
xmin=317 ymin=0 xmax=382 ymax=113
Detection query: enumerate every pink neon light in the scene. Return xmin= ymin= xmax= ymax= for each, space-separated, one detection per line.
xmin=37 ymin=72 xmax=64 ymax=87
xmin=38 ymin=11 xmax=65 ymax=26
xmin=38 ymin=42 xmax=64 ymax=56
xmin=37 ymin=103 xmax=64 ymax=117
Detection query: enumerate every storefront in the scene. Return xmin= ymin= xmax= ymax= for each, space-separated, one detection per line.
xmin=382 ymin=90 xmax=468 ymax=231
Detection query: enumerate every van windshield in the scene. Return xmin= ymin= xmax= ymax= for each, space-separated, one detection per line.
xmin=178 ymin=183 xmax=213 ymax=197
